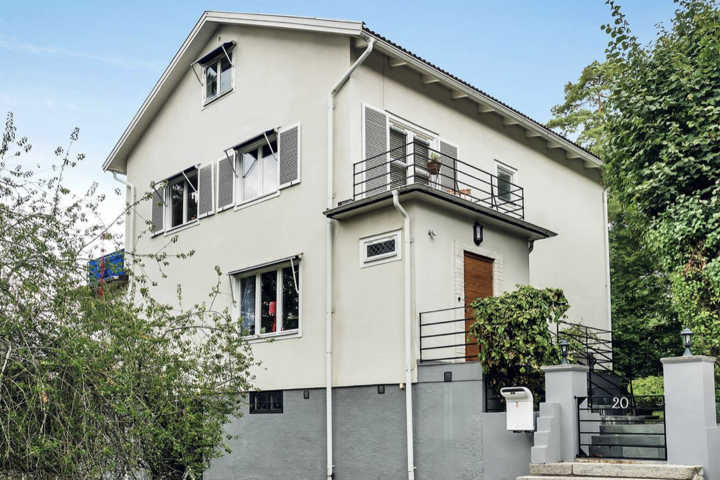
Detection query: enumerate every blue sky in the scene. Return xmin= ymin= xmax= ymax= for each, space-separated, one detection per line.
xmin=0 ymin=0 xmax=676 ymax=229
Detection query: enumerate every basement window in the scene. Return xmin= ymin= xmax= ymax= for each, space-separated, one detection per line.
xmin=249 ymin=391 xmax=283 ymax=414
xmin=360 ymin=230 xmax=401 ymax=268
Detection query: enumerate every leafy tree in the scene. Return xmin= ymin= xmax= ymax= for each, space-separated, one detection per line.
xmin=469 ymin=286 xmax=569 ymax=399
xmin=602 ymin=0 xmax=720 ymax=364
xmin=0 ymin=113 xmax=256 ymax=479
xmin=546 ymin=60 xmax=616 ymax=156
xmin=547 ymin=51 xmax=681 ymax=380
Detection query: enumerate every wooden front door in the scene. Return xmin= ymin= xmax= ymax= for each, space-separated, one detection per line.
xmin=464 ymin=252 xmax=494 ymax=360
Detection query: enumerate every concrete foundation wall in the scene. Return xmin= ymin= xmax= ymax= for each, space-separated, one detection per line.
xmin=207 ymin=363 xmax=534 ymax=480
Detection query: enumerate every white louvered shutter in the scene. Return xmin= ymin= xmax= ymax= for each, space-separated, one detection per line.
xmin=439 ymin=139 xmax=458 ymax=191
xmin=151 ymin=186 xmax=165 ymax=234
xmin=198 ymin=163 xmax=214 ymax=218
xmin=363 ymin=105 xmax=389 ymax=195
xmin=279 ymin=124 xmax=301 ymax=189
xmin=217 ymin=154 xmax=235 ymax=212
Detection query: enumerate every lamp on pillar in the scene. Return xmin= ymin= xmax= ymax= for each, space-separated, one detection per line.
xmin=680 ymin=327 xmax=694 ymax=357
xmin=559 ymin=339 xmax=569 ymax=365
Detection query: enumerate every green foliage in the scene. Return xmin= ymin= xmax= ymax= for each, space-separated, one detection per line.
xmin=0 ymin=113 xmax=256 ymax=479
xmin=546 ymin=60 xmax=616 ymax=156
xmin=609 ymin=196 xmax=683 ymax=378
xmin=602 ymin=0 xmax=720 ymax=365
xmin=629 ymin=375 xmax=664 ymax=397
xmin=468 ymin=286 xmax=569 ymax=395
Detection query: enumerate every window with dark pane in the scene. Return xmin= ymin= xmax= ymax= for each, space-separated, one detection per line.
xmin=249 ymin=391 xmax=283 ymax=414
xmin=414 ymin=138 xmax=430 ymax=185
xmin=240 ymin=275 xmax=256 ymax=335
xmin=282 ymin=264 xmax=299 ymax=331
xmin=367 ymin=239 xmax=396 ymax=259
xmin=497 ymin=168 xmax=514 ymax=202
xmin=167 ymin=168 xmax=198 ymax=229
xmin=260 ymin=271 xmax=278 ymax=334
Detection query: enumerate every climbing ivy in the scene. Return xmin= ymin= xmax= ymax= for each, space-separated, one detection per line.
xmin=468 ymin=286 xmax=569 ymax=396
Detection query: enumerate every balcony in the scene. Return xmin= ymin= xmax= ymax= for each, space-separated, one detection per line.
xmin=353 ymin=143 xmax=524 ymax=220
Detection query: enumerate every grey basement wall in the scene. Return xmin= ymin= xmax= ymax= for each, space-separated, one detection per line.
xmin=207 ymin=363 xmax=533 ymax=480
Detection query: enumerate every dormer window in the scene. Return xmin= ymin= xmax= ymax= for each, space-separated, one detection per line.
xmin=194 ymin=41 xmax=236 ymax=106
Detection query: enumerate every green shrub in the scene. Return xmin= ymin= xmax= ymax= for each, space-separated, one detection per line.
xmin=469 ymin=285 xmax=569 ymax=398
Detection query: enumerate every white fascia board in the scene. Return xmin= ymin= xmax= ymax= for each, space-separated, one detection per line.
xmin=366 ymin=34 xmax=603 ymax=169
xmin=103 ymin=12 xmax=363 ymax=173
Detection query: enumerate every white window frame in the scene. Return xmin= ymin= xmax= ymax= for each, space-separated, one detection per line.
xmin=164 ymin=168 xmax=199 ymax=233
xmin=494 ymin=160 xmax=518 ymax=202
xmin=359 ymin=229 xmax=402 ymax=268
xmin=388 ymin=115 xmax=437 ymax=185
xmin=235 ymin=134 xmax=279 ymax=206
xmin=231 ymin=260 xmax=301 ymax=340
xmin=201 ymin=51 xmax=235 ymax=106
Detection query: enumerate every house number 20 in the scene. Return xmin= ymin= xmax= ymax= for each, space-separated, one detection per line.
xmin=612 ymin=397 xmax=629 ymax=409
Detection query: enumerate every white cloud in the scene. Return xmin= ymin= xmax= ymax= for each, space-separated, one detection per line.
xmin=0 ymin=35 xmax=164 ymax=71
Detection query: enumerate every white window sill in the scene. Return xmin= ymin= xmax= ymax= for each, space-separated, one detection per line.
xmin=233 ymin=191 xmax=280 ymax=211
xmin=163 ymin=219 xmax=200 ymax=236
xmin=246 ymin=329 xmax=301 ymax=343
xmin=202 ymin=87 xmax=234 ymax=110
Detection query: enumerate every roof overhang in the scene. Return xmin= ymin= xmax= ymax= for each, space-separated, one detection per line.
xmin=325 ymin=184 xmax=556 ymax=242
xmin=104 ymin=12 xmax=601 ymax=174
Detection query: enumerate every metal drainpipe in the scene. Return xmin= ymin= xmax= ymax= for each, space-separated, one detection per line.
xmin=326 ymin=35 xmax=375 ymax=480
xmin=392 ymin=190 xmax=415 ymax=480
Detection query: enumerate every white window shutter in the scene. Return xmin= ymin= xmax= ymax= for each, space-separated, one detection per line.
xmin=198 ymin=162 xmax=214 ymax=218
xmin=151 ymin=186 xmax=165 ymax=234
xmin=363 ymin=105 xmax=389 ymax=195
xmin=439 ymin=139 xmax=458 ymax=191
xmin=217 ymin=153 xmax=235 ymax=212
xmin=279 ymin=124 xmax=301 ymax=189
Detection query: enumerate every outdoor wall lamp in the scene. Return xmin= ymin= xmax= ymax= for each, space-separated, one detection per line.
xmin=681 ymin=327 xmax=694 ymax=357
xmin=473 ymin=221 xmax=484 ymax=246
xmin=559 ymin=339 xmax=569 ymax=365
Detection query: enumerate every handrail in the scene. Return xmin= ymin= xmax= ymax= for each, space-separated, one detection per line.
xmin=353 ymin=143 xmax=525 ymax=220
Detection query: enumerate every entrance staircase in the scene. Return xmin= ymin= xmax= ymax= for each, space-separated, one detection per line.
xmin=554 ymin=322 xmax=667 ymax=461
xmin=518 ymin=461 xmax=703 ymax=480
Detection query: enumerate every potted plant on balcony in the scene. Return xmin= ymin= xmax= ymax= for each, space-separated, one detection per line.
xmin=427 ymin=153 xmax=442 ymax=176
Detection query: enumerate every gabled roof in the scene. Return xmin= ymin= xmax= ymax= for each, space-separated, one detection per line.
xmin=103 ymin=12 xmax=601 ymax=173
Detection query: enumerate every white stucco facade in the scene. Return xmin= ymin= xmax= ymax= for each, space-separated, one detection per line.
xmin=107 ymin=14 xmax=608 ymax=392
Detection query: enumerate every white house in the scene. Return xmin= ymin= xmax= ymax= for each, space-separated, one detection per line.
xmin=104 ymin=12 xmax=609 ymax=480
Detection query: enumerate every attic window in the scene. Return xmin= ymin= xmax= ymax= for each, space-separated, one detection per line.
xmin=198 ymin=42 xmax=235 ymax=105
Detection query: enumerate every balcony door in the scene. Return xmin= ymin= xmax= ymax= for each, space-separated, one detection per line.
xmin=464 ymin=252 xmax=494 ymax=360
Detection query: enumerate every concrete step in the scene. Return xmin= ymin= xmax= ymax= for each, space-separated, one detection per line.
xmin=526 ymin=462 xmax=703 ymax=479
xmin=600 ymin=424 xmax=665 ymax=435
xmin=591 ymin=434 xmax=665 ymax=447
xmin=520 ymin=477 xmax=674 ymax=480
xmin=588 ymin=444 xmax=666 ymax=460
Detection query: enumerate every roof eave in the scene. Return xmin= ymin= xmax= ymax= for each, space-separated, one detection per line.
xmin=363 ymin=30 xmax=602 ymax=168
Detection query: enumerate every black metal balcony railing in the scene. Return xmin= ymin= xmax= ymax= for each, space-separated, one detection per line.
xmin=353 ymin=143 xmax=525 ymax=220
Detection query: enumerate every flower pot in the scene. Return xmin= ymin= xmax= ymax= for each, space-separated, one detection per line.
xmin=427 ymin=160 xmax=442 ymax=175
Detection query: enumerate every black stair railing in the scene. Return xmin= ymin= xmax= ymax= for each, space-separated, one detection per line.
xmin=553 ymin=320 xmax=636 ymax=404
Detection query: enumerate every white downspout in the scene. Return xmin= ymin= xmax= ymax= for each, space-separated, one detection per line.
xmin=392 ymin=190 xmax=415 ymax=480
xmin=602 ymin=189 xmax=612 ymax=332
xmin=326 ymin=35 xmax=375 ymax=480
xmin=112 ymin=172 xmax=136 ymax=253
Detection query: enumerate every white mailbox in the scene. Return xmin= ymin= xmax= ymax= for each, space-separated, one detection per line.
xmin=500 ymin=387 xmax=534 ymax=432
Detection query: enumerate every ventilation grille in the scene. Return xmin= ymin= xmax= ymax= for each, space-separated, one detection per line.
xmin=367 ymin=239 xmax=396 ymax=259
